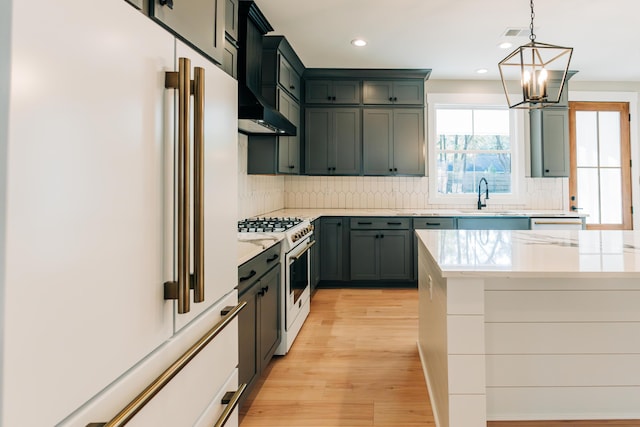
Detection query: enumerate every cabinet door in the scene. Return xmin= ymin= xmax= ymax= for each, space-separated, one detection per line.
xmin=320 ymin=218 xmax=344 ymax=280
xmin=350 ymin=231 xmax=379 ymax=280
xmin=541 ymin=109 xmax=570 ymax=177
xmin=363 ymin=81 xmax=394 ymax=104
xmin=151 ymin=0 xmax=225 ymax=65
xmin=305 ymin=80 xmax=334 ymax=104
xmin=278 ymin=91 xmax=300 ymax=174
xmin=174 ymin=41 xmax=238 ymax=332
xmin=393 ymin=109 xmax=425 ymax=175
xmin=333 ymin=108 xmax=362 ymax=175
xmin=363 ymin=109 xmax=394 ymax=175
xmin=1 ymin=3 xmax=176 ymax=425
xmin=305 ymin=108 xmax=332 ymax=174
xmin=457 ymin=217 xmax=530 ymax=230
xmin=310 ymin=220 xmax=321 ymax=291
xmin=392 ymin=81 xmax=424 ymax=105
xmin=278 ymin=56 xmax=300 ymax=100
xmin=238 ymin=285 xmax=258 ymax=399
xmin=224 ymin=0 xmax=239 ymax=41
xmin=378 ymin=230 xmax=412 ymax=280
xmin=258 ymin=266 xmax=281 ymax=371
xmin=333 ymin=81 xmax=361 ymax=104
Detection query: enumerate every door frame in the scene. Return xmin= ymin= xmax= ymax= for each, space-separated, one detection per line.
xmin=568 ymin=91 xmax=639 ymax=230
xmin=569 ymin=101 xmax=632 ymax=229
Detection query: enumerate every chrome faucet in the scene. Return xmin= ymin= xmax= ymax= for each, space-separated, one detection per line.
xmin=477 ymin=177 xmax=489 ymax=210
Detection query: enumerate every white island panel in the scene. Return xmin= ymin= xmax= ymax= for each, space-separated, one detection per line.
xmin=417 ymin=229 xmax=640 ymax=426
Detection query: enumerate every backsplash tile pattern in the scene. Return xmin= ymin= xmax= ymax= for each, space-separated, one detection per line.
xmin=237 ymin=134 xmax=285 ymax=219
xmin=283 ymin=176 xmax=567 ymax=210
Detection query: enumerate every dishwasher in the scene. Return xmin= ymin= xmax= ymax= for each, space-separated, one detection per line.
xmin=529 ymin=217 xmax=584 ymax=230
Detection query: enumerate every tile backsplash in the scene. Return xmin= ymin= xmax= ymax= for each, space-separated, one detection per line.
xmin=283 ymin=176 xmax=568 ymax=211
xmin=238 ymin=134 xmax=568 ymax=218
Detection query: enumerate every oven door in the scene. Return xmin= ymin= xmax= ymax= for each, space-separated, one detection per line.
xmin=285 ymin=237 xmax=315 ymax=329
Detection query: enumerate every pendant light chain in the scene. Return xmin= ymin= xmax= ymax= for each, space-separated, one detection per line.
xmin=529 ymin=0 xmax=536 ymax=42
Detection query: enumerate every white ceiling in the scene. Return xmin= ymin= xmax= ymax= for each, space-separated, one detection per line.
xmin=253 ymin=0 xmax=640 ymax=82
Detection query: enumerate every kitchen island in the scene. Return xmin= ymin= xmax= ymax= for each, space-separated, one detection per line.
xmin=416 ymin=229 xmax=640 ymax=427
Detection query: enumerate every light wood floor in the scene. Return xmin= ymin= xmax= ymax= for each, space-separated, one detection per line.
xmin=239 ymin=288 xmax=434 ymax=427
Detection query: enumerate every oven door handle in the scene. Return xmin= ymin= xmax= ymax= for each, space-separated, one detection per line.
xmin=290 ymin=240 xmax=316 ymax=262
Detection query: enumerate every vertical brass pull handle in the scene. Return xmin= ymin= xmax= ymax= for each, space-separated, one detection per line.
xmin=177 ymin=58 xmax=192 ymax=314
xmin=193 ymin=66 xmax=205 ymax=304
xmin=164 ymin=58 xmax=192 ymax=314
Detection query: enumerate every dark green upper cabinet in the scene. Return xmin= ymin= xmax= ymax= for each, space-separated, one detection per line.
xmin=150 ymin=0 xmax=225 ymax=65
xmin=248 ymin=36 xmax=304 ymax=175
xmin=305 ymin=108 xmax=361 ymax=175
xmin=363 ymin=108 xmax=424 ymax=176
xmin=363 ymin=80 xmax=424 ymax=105
xmin=305 ymin=80 xmax=361 ymax=104
xmin=224 ymin=0 xmax=238 ymax=41
xmin=529 ymin=71 xmax=576 ymax=177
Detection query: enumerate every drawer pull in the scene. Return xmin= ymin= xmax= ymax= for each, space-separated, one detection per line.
xmin=86 ymin=302 xmax=246 ymax=427
xmin=426 ymin=222 xmax=441 ymax=226
xmin=215 ymin=383 xmax=248 ymax=427
xmin=266 ymin=254 xmax=279 ymax=263
xmin=357 ymin=221 xmax=372 ymax=225
xmin=387 ymin=222 xmax=402 ymax=225
xmin=239 ymin=270 xmax=257 ymax=282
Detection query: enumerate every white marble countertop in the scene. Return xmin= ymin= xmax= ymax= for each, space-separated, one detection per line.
xmin=257 ymin=208 xmax=585 ymax=221
xmin=237 ymin=233 xmax=283 ymax=266
xmin=416 ymin=229 xmax=640 ymax=278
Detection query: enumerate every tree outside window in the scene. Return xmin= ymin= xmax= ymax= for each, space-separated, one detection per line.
xmin=435 ymin=108 xmax=512 ymax=195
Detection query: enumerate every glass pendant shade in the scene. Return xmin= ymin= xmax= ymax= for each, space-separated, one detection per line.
xmin=499 ymin=41 xmax=573 ymax=109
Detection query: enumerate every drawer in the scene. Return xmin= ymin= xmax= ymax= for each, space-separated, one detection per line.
xmin=413 ymin=217 xmax=456 ymax=229
xmin=238 ymin=243 xmax=281 ymax=293
xmin=350 ymin=217 xmax=411 ymax=229
xmin=194 ymin=369 xmax=241 ymax=427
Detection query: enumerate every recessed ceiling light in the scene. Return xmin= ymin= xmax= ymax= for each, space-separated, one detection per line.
xmin=476 ymin=68 xmax=488 ymax=74
xmin=499 ymin=42 xmax=513 ymax=49
xmin=351 ymin=39 xmax=367 ymax=47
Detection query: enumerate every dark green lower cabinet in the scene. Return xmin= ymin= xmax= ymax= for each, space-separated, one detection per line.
xmin=310 ymin=219 xmax=321 ymax=293
xmin=456 ymin=217 xmax=530 ymax=230
xmin=350 ymin=230 xmax=412 ymax=281
xmin=320 ymin=217 xmax=345 ymax=281
xmin=237 ymin=262 xmax=280 ymax=408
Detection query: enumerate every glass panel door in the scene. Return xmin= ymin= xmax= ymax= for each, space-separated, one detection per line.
xmin=569 ymin=102 xmax=632 ymax=230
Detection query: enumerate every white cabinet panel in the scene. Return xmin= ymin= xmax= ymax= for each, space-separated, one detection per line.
xmin=486 ymin=322 xmax=640 ymax=354
xmin=487 ymin=354 xmax=640 ymax=387
xmin=194 ymin=369 xmax=240 ymax=427
xmin=172 ymin=41 xmax=238 ymax=332
xmin=487 ymin=386 xmax=640 ymax=420
xmin=59 ymin=290 xmax=239 ymax=427
xmin=485 ymin=290 xmax=640 ymax=322
xmin=2 ymin=2 xmax=175 ymax=426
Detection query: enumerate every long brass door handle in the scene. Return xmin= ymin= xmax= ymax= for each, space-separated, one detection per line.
xmin=193 ymin=66 xmax=205 ymax=304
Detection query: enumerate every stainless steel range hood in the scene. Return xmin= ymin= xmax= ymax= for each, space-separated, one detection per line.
xmin=237 ymin=1 xmax=296 ymax=136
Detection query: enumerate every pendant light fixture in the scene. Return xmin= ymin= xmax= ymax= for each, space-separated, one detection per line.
xmin=498 ymin=0 xmax=573 ymax=109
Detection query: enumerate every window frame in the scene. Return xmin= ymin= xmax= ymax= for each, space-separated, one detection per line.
xmin=427 ymin=93 xmax=526 ymax=206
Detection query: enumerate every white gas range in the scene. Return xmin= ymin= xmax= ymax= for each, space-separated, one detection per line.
xmin=238 ymin=217 xmax=314 ymax=354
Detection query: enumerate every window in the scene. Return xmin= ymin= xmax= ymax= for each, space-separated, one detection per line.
xmin=427 ymin=93 xmax=524 ymax=205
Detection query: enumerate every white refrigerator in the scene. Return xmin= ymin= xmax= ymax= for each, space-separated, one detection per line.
xmin=0 ymin=0 xmax=240 ymax=426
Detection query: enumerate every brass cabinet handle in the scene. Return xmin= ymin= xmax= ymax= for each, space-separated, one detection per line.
xmin=86 ymin=302 xmax=247 ymax=427
xmin=87 ymin=302 xmax=246 ymax=426
xmin=193 ymin=66 xmax=205 ymax=304
xmin=214 ymin=384 xmax=247 ymax=427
